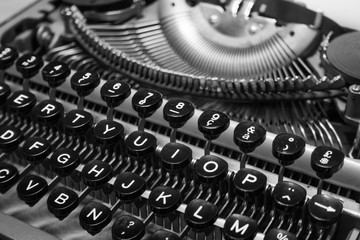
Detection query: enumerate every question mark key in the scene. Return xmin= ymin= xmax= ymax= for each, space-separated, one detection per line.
xmin=112 ymin=215 xmax=145 ymax=240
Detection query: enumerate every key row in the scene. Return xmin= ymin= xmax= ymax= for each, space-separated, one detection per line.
xmin=1 ymin=47 xmax=353 ymax=194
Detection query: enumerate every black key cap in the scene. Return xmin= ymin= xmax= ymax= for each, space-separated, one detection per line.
xmin=233 ymin=168 xmax=267 ymax=201
xmin=32 ymin=100 xmax=64 ymax=125
xmin=0 ymin=125 xmax=23 ymax=152
xmin=198 ymin=110 xmax=230 ymax=140
xmin=21 ymin=137 xmax=52 ymax=164
xmin=125 ymin=131 xmax=157 ymax=159
xmin=17 ymin=174 xmax=48 ymax=206
xmin=81 ymin=160 xmax=113 ymax=190
xmin=0 ymin=83 xmax=11 ymax=104
xmin=163 ymin=99 xmax=195 ymax=128
xmin=63 ymin=109 xmax=93 ymax=136
xmin=184 ymin=199 xmax=218 ymax=230
xmin=272 ymin=133 xmax=305 ymax=166
xmin=47 ymin=187 xmax=79 ymax=220
xmin=79 ymin=201 xmax=112 ymax=235
xmin=132 ymin=88 xmax=163 ymax=118
xmin=49 ymin=148 xmax=80 ymax=177
xmin=0 ymin=163 xmax=19 ymax=193
xmin=0 ymin=46 xmax=18 ymax=70
xmin=273 ymin=181 xmax=306 ymax=214
xmin=113 ymin=172 xmax=146 ymax=202
xmin=112 ymin=215 xmax=145 ymax=240
xmin=7 ymin=91 xmax=37 ymax=115
xmin=93 ymin=120 xmax=124 ymax=148
xmin=41 ymin=61 xmax=70 ymax=88
xmin=233 ymin=121 xmax=266 ymax=153
xmin=311 ymin=146 xmax=345 ymax=179
xmin=160 ymin=142 xmax=192 ymax=173
xmin=70 ymin=70 xmax=100 ymax=97
xmin=194 ymin=155 xmax=228 ymax=185
xmin=308 ymin=194 xmax=343 ymax=227
xmin=264 ymin=229 xmax=296 ymax=240
xmin=148 ymin=186 xmax=181 ymax=216
xmin=101 ymin=79 xmax=131 ymax=108
xmin=150 ymin=230 xmax=180 ymax=240
xmin=223 ymin=214 xmax=258 ymax=240
xmin=15 ymin=53 xmax=44 ymax=79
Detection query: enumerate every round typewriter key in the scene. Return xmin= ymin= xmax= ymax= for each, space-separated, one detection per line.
xmin=223 ymin=214 xmax=258 ymax=240
xmin=79 ymin=201 xmax=112 ymax=235
xmin=42 ymin=61 xmax=70 ymax=88
xmin=17 ymin=174 xmax=48 ymax=206
xmin=311 ymin=146 xmax=345 ymax=179
xmin=32 ymin=100 xmax=64 ymax=125
xmin=81 ymin=160 xmax=113 ymax=190
xmin=132 ymin=88 xmax=163 ymax=118
xmin=264 ymin=229 xmax=296 ymax=240
xmin=125 ymin=131 xmax=157 ymax=159
xmin=233 ymin=121 xmax=266 ymax=153
xmin=63 ymin=109 xmax=93 ymax=136
xmin=150 ymin=230 xmax=180 ymax=240
xmin=160 ymin=142 xmax=192 ymax=173
xmin=272 ymin=133 xmax=305 ymax=166
xmin=308 ymin=194 xmax=343 ymax=227
xmin=101 ymin=79 xmax=131 ymax=108
xmin=49 ymin=148 xmax=80 ymax=177
xmin=0 ymin=83 xmax=11 ymax=104
xmin=0 ymin=46 xmax=18 ymax=70
xmin=233 ymin=168 xmax=267 ymax=201
xmin=7 ymin=91 xmax=37 ymax=115
xmin=71 ymin=70 xmax=100 ymax=97
xmin=0 ymin=163 xmax=19 ymax=193
xmin=113 ymin=172 xmax=146 ymax=202
xmin=93 ymin=120 xmax=124 ymax=148
xmin=185 ymin=199 xmax=218 ymax=230
xmin=0 ymin=125 xmax=23 ymax=153
xmin=163 ymin=98 xmax=195 ymax=128
xmin=47 ymin=187 xmax=80 ymax=220
xmin=148 ymin=186 xmax=181 ymax=216
xmin=16 ymin=53 xmax=44 ymax=79
xmin=194 ymin=155 xmax=228 ymax=185
xmin=273 ymin=181 xmax=306 ymax=214
xmin=21 ymin=137 xmax=52 ymax=164
xmin=198 ymin=110 xmax=230 ymax=140
xmin=112 ymin=215 xmax=145 ymax=240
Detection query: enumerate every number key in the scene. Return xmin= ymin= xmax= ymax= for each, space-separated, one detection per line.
xmin=198 ymin=110 xmax=230 ymax=140
xmin=16 ymin=53 xmax=44 ymax=79
xmin=71 ymin=70 xmax=100 ymax=97
xmin=101 ymin=79 xmax=131 ymax=108
xmin=163 ymin=98 xmax=195 ymax=128
xmin=132 ymin=88 xmax=163 ymax=118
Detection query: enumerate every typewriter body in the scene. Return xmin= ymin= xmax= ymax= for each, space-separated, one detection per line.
xmin=0 ymin=0 xmax=360 ymax=239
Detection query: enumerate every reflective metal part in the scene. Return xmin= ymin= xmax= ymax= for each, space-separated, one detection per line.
xmin=60 ymin=1 xmax=345 ymax=100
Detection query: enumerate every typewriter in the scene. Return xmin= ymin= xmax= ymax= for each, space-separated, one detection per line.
xmin=0 ymin=0 xmax=360 ymax=239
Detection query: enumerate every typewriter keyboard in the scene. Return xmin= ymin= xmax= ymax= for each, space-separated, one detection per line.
xmin=0 ymin=46 xmax=358 ymax=240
